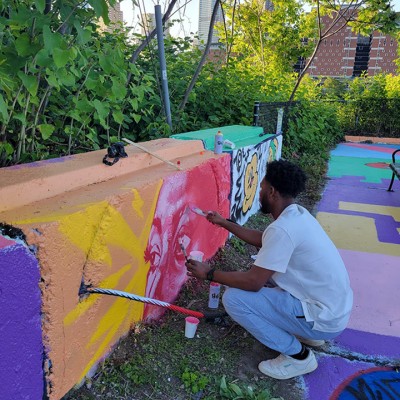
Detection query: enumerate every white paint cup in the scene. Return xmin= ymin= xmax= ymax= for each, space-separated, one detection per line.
xmin=189 ymin=251 xmax=204 ymax=262
xmin=185 ymin=316 xmax=200 ymax=338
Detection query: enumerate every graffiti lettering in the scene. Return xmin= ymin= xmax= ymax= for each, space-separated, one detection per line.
xmin=332 ymin=368 xmax=400 ymax=400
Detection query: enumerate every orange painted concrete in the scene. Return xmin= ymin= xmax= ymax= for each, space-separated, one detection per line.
xmin=345 ymin=135 xmax=400 ymax=145
xmin=0 ymin=138 xmax=207 ymax=213
xmin=0 ymin=139 xmax=230 ymax=400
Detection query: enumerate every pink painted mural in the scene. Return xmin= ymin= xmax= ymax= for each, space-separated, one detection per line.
xmin=144 ymin=157 xmax=231 ymax=320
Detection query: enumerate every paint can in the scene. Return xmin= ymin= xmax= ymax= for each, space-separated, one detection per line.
xmin=208 ymin=282 xmax=221 ymax=309
xmin=214 ymin=130 xmax=223 ymax=154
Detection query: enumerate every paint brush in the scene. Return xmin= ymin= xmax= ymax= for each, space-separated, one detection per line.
xmin=179 ymin=240 xmax=189 ymax=262
xmin=190 ymin=206 xmax=208 ymax=217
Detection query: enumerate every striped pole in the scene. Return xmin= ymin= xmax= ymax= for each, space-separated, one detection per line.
xmin=86 ymin=287 xmax=205 ymax=319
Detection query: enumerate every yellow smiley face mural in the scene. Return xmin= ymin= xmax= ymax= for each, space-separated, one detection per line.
xmin=268 ymin=138 xmax=279 ymax=162
xmin=243 ymin=153 xmax=259 ymax=213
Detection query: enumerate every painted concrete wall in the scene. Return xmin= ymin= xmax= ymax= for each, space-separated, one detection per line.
xmin=305 ymin=142 xmax=400 ymax=399
xmin=230 ymin=136 xmax=282 ymax=225
xmin=0 ymin=132 xmax=280 ymax=399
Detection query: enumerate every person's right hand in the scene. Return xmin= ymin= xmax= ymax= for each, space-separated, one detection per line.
xmin=206 ymin=211 xmax=225 ymax=226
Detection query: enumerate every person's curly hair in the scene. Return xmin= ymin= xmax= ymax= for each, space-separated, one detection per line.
xmin=265 ymin=159 xmax=307 ymax=198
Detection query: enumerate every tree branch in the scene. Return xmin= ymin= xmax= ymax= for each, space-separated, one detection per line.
xmin=126 ymin=0 xmax=179 ymax=86
xmin=178 ymin=0 xmax=221 ymax=111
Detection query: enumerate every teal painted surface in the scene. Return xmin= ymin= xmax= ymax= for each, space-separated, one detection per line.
xmin=328 ymin=155 xmax=392 ymax=183
xmin=171 ymin=125 xmax=269 ymax=151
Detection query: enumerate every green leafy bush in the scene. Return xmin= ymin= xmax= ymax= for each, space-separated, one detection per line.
xmin=283 ymin=101 xmax=343 ymax=161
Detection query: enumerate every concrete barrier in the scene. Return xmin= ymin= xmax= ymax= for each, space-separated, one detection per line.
xmin=0 ymin=130 xmax=281 ymax=399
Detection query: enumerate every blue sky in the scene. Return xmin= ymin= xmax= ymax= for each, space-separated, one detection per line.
xmin=120 ymin=0 xmax=400 ymax=37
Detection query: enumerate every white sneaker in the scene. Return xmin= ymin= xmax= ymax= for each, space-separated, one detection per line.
xmin=258 ymin=351 xmax=318 ymax=380
xmin=296 ymin=336 xmax=325 ymax=347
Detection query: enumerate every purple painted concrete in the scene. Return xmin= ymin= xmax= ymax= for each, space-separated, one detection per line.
xmin=306 ymin=355 xmax=375 ymax=400
xmin=340 ymin=249 xmax=400 ymax=337
xmin=0 ymin=239 xmax=44 ymax=400
xmin=335 ymin=329 xmax=400 ymax=359
xmin=320 ymin=176 xmax=399 ymax=209
xmin=7 ymin=155 xmax=74 ymax=169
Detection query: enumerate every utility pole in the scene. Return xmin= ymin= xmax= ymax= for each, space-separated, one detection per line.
xmin=155 ymin=5 xmax=172 ymax=130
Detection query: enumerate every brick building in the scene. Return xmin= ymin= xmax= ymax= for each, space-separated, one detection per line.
xmin=369 ymin=32 xmax=399 ymax=75
xmin=98 ymin=3 xmax=124 ymax=33
xmin=306 ymin=11 xmax=398 ymax=78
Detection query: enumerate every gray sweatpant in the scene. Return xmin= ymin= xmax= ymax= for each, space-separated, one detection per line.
xmin=222 ymin=286 xmax=342 ymax=355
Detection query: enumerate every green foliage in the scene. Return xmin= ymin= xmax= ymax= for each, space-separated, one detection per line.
xmin=0 ymin=0 xmax=155 ymax=166
xmin=181 ymin=368 xmax=209 ymax=394
xmin=219 ymin=376 xmax=283 ymax=400
xmin=218 ymin=0 xmax=316 ymax=74
xmin=346 ymin=0 xmax=398 ymax=36
xmin=320 ymin=78 xmax=348 ymax=100
xmin=323 ymin=74 xmax=400 ymax=137
xmin=283 ymin=101 xmax=343 ymax=162
xmin=230 ymin=237 xmax=246 ymax=255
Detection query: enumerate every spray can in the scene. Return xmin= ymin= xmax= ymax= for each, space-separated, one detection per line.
xmin=208 ymin=282 xmax=221 ymax=309
xmin=214 ymin=130 xmax=223 ymax=154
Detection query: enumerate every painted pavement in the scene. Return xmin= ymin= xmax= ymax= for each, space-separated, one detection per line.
xmin=304 ymin=142 xmax=400 ymax=399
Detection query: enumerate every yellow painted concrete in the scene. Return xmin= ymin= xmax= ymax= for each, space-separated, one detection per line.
xmin=317 ymin=211 xmax=400 ymax=257
xmin=14 ymin=183 xmax=162 ymax=399
xmin=339 ymin=201 xmax=400 ymax=221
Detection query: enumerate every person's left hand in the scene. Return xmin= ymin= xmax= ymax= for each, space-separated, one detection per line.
xmin=185 ymin=259 xmax=210 ymax=280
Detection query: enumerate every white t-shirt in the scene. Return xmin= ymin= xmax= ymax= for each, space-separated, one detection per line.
xmin=254 ymin=204 xmax=353 ymax=332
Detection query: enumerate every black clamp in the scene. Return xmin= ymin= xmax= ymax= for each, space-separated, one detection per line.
xmin=103 ymin=142 xmax=128 ymax=166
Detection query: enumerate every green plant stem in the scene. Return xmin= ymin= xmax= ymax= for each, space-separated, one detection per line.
xmin=0 ymin=84 xmax=23 ymax=140
xmin=16 ymin=91 xmax=31 ymax=162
